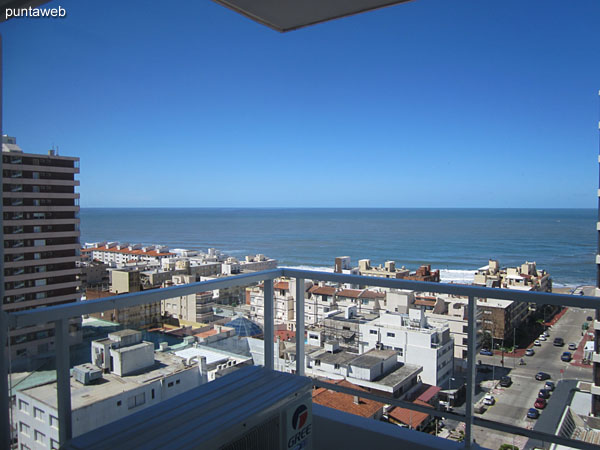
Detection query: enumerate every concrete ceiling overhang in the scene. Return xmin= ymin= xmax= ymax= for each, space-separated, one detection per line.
xmin=211 ymin=0 xmax=415 ymax=32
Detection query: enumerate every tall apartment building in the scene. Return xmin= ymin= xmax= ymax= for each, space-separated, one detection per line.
xmin=2 ymin=135 xmax=81 ymax=363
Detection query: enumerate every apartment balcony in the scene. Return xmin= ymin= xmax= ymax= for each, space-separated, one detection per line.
xmin=2 ymin=218 xmax=80 ymax=226
xmin=3 ymin=205 xmax=79 ymax=212
xmin=3 ymin=231 xmax=80 ymax=240
xmin=5 ymin=178 xmax=80 ymax=187
xmin=2 ymin=192 xmax=80 ymax=200
xmin=4 ymin=279 xmax=81 ymax=296
xmin=3 ymin=255 xmax=80 ymax=268
xmin=2 ymin=268 xmax=598 ymax=450
xmin=2 ymin=163 xmax=79 ymax=174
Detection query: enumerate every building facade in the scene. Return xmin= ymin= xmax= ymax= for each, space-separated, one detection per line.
xmin=2 ymin=136 xmax=82 ymax=363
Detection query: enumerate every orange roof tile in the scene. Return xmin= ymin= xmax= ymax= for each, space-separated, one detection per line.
xmin=359 ymin=290 xmax=385 ymax=299
xmin=388 ymin=399 xmax=432 ymax=428
xmin=312 ymin=380 xmax=384 ymax=418
xmin=309 ymin=285 xmax=337 ymax=296
xmin=337 ymin=289 xmax=362 ymax=298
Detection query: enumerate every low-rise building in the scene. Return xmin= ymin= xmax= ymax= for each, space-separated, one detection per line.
xmin=312 ymin=379 xmax=385 ymax=420
xmin=359 ymin=310 xmax=454 ymax=387
xmin=358 ymin=259 xmax=410 ymax=279
xmin=248 ymin=279 xmax=297 ymax=329
xmin=16 ymin=330 xmax=206 ymax=448
xmin=306 ymin=284 xmax=337 ymax=326
xmin=82 ymin=242 xmax=175 ymax=266
xmin=474 ymin=259 xmax=551 ymax=292
xmin=336 ymin=288 xmax=385 ymax=314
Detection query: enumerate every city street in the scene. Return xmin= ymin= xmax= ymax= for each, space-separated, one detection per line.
xmin=457 ymin=307 xmax=594 ymax=449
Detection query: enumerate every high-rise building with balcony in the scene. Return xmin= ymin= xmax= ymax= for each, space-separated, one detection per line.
xmin=2 ymin=135 xmax=81 ymax=364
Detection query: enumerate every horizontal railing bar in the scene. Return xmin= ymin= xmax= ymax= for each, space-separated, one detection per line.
xmin=8 ymin=267 xmax=599 ymax=328
xmin=282 ymin=268 xmax=600 ymax=309
xmin=8 ymin=268 xmax=282 ymax=328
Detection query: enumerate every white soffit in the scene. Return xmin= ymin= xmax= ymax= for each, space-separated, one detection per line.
xmin=212 ymin=0 xmax=415 ymax=32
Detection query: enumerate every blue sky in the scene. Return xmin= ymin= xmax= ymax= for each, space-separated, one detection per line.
xmin=2 ymin=0 xmax=599 ymax=207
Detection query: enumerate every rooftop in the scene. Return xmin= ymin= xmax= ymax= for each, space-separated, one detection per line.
xmin=312 ymin=379 xmax=384 ymax=418
xmin=388 ymin=399 xmax=432 ymax=428
xmin=19 ymin=352 xmax=190 ymax=411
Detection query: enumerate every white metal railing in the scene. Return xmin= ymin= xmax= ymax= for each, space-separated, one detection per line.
xmin=1 ymin=267 xmax=599 ymax=449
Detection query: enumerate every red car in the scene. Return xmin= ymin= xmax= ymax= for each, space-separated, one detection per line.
xmin=534 ymin=398 xmax=547 ymax=409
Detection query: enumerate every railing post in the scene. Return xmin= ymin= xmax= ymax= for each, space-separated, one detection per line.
xmin=465 ymin=295 xmax=477 ymax=448
xmin=55 ymin=318 xmax=72 ymax=444
xmin=263 ymin=279 xmax=274 ymax=370
xmin=295 ymin=278 xmax=305 ymax=376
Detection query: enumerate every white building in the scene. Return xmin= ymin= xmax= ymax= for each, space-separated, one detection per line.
xmin=249 ymin=279 xmax=305 ymax=329
xmin=359 ymin=310 xmax=454 ymax=386
xmin=16 ymin=331 xmax=204 ymax=449
xmin=15 ymin=330 xmax=250 ymax=449
xmin=82 ymin=242 xmax=175 ymax=266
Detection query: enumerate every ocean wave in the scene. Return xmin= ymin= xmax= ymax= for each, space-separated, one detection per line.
xmin=439 ymin=269 xmax=476 ymax=284
xmin=281 ymin=265 xmax=334 ymax=273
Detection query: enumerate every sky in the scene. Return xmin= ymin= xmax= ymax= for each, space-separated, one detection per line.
xmin=1 ymin=0 xmax=599 ymax=208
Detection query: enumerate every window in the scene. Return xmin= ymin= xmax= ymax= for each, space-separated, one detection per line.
xmin=176 ymin=379 xmax=180 ymax=385
xmin=369 ymin=329 xmax=377 ymax=335
xmin=168 ymin=382 xmax=174 ymax=387
xmin=117 ymin=400 xmax=122 ymax=406
xmin=34 ymin=407 xmax=44 ymax=421
xmin=151 ymin=389 xmax=155 ymax=399
xmin=387 ymin=332 xmax=395 ymax=338
xmin=127 ymin=392 xmax=146 ymax=409
xmin=21 ymin=444 xmax=31 ymax=450
xmin=334 ymin=364 xmax=340 ymax=369
xmin=19 ymin=399 xmax=29 ymax=413
xmin=314 ymin=359 xmax=321 ymax=366
xmin=35 ymin=430 xmax=45 ymax=444
xmin=50 ymin=439 xmax=59 ymax=450
xmin=19 ymin=422 xmax=30 ymax=436
xmin=49 ymin=415 xmax=58 ymax=429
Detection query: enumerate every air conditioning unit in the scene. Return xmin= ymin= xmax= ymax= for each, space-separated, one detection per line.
xmin=65 ymin=365 xmax=313 ymax=450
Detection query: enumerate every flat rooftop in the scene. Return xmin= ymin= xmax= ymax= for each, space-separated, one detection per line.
xmin=19 ymin=352 xmax=190 ymax=411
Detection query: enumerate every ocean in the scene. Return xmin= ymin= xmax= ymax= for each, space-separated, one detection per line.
xmin=80 ymin=208 xmax=596 ymax=288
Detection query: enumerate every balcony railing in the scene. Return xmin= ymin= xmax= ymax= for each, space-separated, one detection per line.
xmin=2 ymin=268 xmax=599 ymax=449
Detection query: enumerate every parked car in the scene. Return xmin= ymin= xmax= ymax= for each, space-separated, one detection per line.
xmin=553 ymin=337 xmax=565 ymax=347
xmin=587 ymin=316 xmax=594 ymax=322
xmin=538 ymin=389 xmax=551 ymax=399
xmin=544 ymin=381 xmax=555 ymax=391
xmin=525 ymin=348 xmax=535 ymax=356
xmin=483 ymin=394 xmax=495 ymax=406
xmin=538 ymin=335 xmax=547 ymax=341
xmin=534 ymin=397 xmax=547 ymax=409
xmin=568 ymin=343 xmax=577 ymax=351
xmin=543 ymin=331 xmax=550 ymax=337
xmin=479 ymin=348 xmax=493 ymax=356
xmin=561 ymin=351 xmax=572 ymax=362
xmin=536 ymin=372 xmax=551 ymax=381
xmin=534 ymin=340 xmax=541 ymax=346
xmin=527 ymin=408 xmax=540 ymax=419
xmin=500 ymin=376 xmax=512 ymax=387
